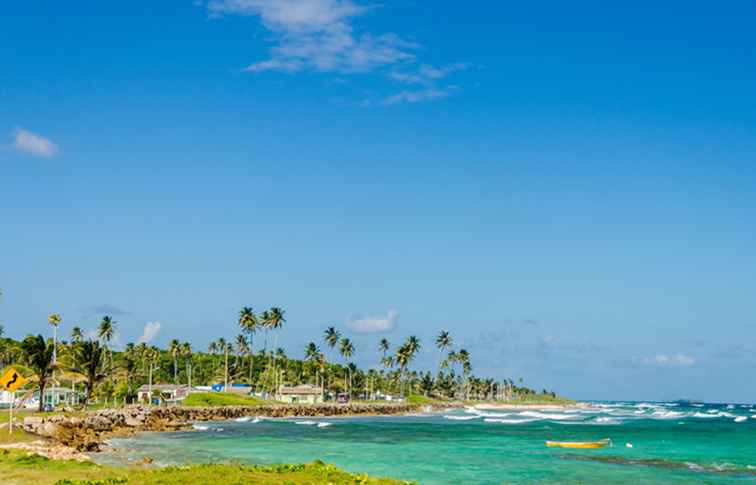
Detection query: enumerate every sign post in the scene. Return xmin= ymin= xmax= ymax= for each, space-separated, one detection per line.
xmin=1 ymin=368 xmax=28 ymax=435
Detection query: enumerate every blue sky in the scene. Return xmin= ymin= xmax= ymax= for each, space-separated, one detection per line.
xmin=2 ymin=1 xmax=755 ymax=402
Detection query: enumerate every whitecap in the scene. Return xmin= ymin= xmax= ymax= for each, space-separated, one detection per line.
xmin=734 ymin=416 xmax=747 ymax=423
xmin=650 ymin=411 xmax=685 ymax=419
xmin=192 ymin=424 xmax=209 ymax=431
xmin=484 ymin=418 xmax=538 ymax=424
xmin=234 ymin=417 xmax=252 ymax=422
xmin=294 ymin=420 xmax=318 ymax=426
xmin=518 ymin=411 xmax=581 ymax=421
xmin=317 ymin=422 xmax=332 ymax=428
xmin=443 ymin=415 xmax=480 ymax=421
xmin=593 ymin=417 xmax=622 ymax=425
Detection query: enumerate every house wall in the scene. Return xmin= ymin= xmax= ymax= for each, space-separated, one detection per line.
xmin=278 ymin=394 xmax=322 ymax=404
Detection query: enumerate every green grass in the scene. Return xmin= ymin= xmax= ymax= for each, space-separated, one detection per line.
xmin=405 ymin=395 xmax=441 ymax=405
xmin=183 ymin=392 xmax=264 ymax=407
xmin=504 ymin=394 xmax=575 ymax=405
xmin=0 ymin=450 xmax=413 ymax=484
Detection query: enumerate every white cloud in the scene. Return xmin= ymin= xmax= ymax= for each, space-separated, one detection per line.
xmin=634 ymin=354 xmax=696 ymax=367
xmin=389 ymin=63 xmax=469 ymax=85
xmin=382 ymin=88 xmax=452 ymax=105
xmin=207 ymin=0 xmax=416 ymax=73
xmin=346 ymin=309 xmax=398 ymax=333
xmin=12 ymin=129 xmax=58 ymax=158
xmin=137 ymin=321 xmax=161 ymax=344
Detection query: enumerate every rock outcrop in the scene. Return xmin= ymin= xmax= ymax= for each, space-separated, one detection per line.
xmin=23 ymin=402 xmax=443 ymax=452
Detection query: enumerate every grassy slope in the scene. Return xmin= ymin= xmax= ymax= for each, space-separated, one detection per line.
xmin=183 ymin=392 xmax=265 ymax=407
xmin=0 ymin=450 xmax=413 ymax=485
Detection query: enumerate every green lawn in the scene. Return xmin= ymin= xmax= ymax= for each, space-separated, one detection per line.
xmin=0 ymin=450 xmax=413 ymax=484
xmin=183 ymin=392 xmax=265 ymax=407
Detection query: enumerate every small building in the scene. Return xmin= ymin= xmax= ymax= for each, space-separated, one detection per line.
xmin=276 ymin=384 xmax=323 ymax=404
xmin=137 ymin=384 xmax=190 ymax=405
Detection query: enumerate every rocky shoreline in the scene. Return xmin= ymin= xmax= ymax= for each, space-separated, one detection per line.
xmin=22 ymin=402 xmax=446 ymax=453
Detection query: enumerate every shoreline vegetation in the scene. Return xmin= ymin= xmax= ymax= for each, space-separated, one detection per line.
xmin=0 ymin=309 xmax=572 ymax=482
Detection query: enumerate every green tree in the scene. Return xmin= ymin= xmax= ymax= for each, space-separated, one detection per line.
xmin=238 ymin=307 xmax=258 ymax=383
xmin=169 ymin=339 xmax=181 ymax=383
xmin=339 ymin=337 xmax=354 ymax=396
xmin=21 ymin=335 xmax=55 ymax=412
xmin=72 ymin=340 xmax=107 ymax=406
xmin=435 ymin=330 xmax=452 ymax=374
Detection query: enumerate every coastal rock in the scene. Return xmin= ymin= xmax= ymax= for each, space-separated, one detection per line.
xmin=22 ymin=402 xmax=451 ymax=452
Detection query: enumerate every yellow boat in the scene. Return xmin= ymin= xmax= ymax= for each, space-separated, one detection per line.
xmin=545 ymin=439 xmax=611 ymax=449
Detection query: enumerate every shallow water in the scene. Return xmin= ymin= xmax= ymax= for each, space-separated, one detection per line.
xmin=100 ymin=401 xmax=756 ymax=484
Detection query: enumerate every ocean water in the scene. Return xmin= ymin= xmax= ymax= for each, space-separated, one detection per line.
xmin=99 ymin=402 xmax=756 ymax=484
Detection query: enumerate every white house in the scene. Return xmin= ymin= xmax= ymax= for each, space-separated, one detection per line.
xmin=276 ymin=384 xmax=323 ymax=404
xmin=137 ymin=384 xmax=190 ymax=405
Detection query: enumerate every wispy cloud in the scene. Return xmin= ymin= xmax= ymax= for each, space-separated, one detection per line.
xmin=137 ymin=321 xmax=161 ymax=344
xmin=389 ymin=63 xmax=469 ymax=85
xmin=346 ymin=309 xmax=398 ymax=333
xmin=207 ymin=0 xmax=417 ymax=73
xmin=12 ymin=128 xmax=58 ymax=158
xmin=633 ymin=354 xmax=696 ymax=367
xmin=382 ymin=87 xmax=453 ymax=105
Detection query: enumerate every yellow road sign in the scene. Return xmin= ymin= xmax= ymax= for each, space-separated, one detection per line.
xmin=0 ymin=368 xmax=28 ymax=393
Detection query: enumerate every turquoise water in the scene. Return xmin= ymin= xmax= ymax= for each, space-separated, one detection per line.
xmin=100 ymin=402 xmax=756 ymax=484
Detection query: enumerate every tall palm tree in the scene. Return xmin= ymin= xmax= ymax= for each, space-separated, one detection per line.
xmin=71 ymin=339 xmax=106 ymax=406
xmin=260 ymin=310 xmax=273 ymax=354
xmin=304 ymin=342 xmax=320 ymax=384
xmin=47 ymin=313 xmax=62 ymax=408
xmin=339 ymin=337 xmax=354 ymax=397
xmin=21 ymin=335 xmax=55 ymax=412
xmin=379 ymin=338 xmax=390 ymax=356
xmin=169 ymin=339 xmax=181 ymax=383
xmin=324 ymin=327 xmax=340 ymax=359
xmin=238 ymin=307 xmax=258 ymax=383
xmin=98 ymin=316 xmax=115 ymax=345
xmin=267 ymin=307 xmax=286 ymax=392
xmin=396 ymin=336 xmax=421 ymax=396
xmin=71 ymin=327 xmax=83 ymax=344
xmin=47 ymin=313 xmax=61 ymax=365
xmin=435 ymin=331 xmax=452 ymax=374
xmin=146 ymin=346 xmax=160 ymax=403
xmin=181 ymin=342 xmax=193 ymax=388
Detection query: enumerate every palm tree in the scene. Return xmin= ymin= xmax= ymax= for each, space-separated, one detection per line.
xmin=71 ymin=339 xmax=106 ymax=406
xmin=304 ymin=342 xmax=320 ymax=384
xmin=146 ymin=346 xmax=160 ymax=403
xmin=238 ymin=307 xmax=258 ymax=383
xmin=379 ymin=338 xmax=390 ymax=356
xmin=71 ymin=327 xmax=83 ymax=344
xmin=396 ymin=336 xmax=421 ymax=396
xmin=47 ymin=313 xmax=61 ymax=364
xmin=324 ymin=327 xmax=340 ymax=358
xmin=47 ymin=313 xmax=62 ymax=408
xmin=98 ymin=316 xmax=115 ymax=345
xmin=181 ymin=342 xmax=193 ymax=388
xmin=169 ymin=339 xmax=181 ymax=383
xmin=260 ymin=310 xmax=273 ymax=354
xmin=267 ymin=307 xmax=286 ymax=392
xmin=21 ymin=335 xmax=55 ymax=412
xmin=339 ymin=337 xmax=354 ymax=397
xmin=435 ymin=331 xmax=452 ymax=374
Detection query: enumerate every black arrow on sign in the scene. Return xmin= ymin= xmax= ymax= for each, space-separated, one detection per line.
xmin=8 ymin=373 xmax=18 ymax=387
